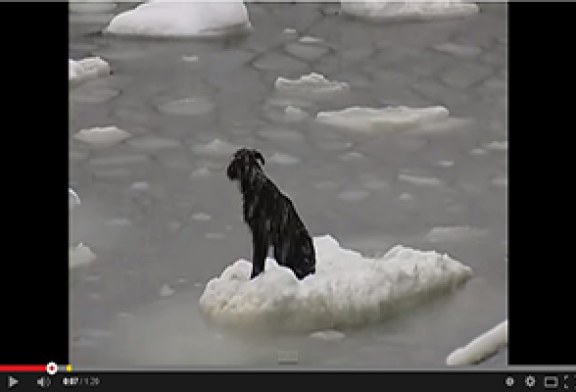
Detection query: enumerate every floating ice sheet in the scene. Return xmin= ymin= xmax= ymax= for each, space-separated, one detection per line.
xmin=275 ymin=72 xmax=349 ymax=98
xmin=70 ymin=243 xmax=96 ymax=269
xmin=341 ymin=0 xmax=479 ymax=22
xmin=316 ymin=106 xmax=450 ymax=132
xmin=74 ymin=126 xmax=131 ymax=145
xmin=447 ymin=320 xmax=508 ymax=366
xmin=69 ymin=57 xmax=111 ymax=87
xmin=199 ymin=235 xmax=472 ymax=331
xmin=104 ymin=0 xmax=252 ymax=38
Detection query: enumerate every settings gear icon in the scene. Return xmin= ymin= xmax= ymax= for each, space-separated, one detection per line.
xmin=525 ymin=375 xmax=536 ymax=388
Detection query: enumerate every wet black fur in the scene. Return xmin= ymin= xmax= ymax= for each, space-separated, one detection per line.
xmin=227 ymin=148 xmax=316 ymax=280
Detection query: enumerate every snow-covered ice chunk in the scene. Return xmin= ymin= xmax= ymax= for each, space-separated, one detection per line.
xmin=69 ymin=188 xmax=81 ymax=211
xmin=309 ymin=330 xmax=346 ymax=341
xmin=283 ymin=28 xmax=297 ymax=34
xmin=425 ymin=226 xmax=486 ymax=243
xmin=157 ymin=97 xmax=215 ymax=116
xmin=316 ymin=106 xmax=450 ymax=132
xmin=275 ymin=72 xmax=350 ymax=98
xmin=341 ymin=0 xmax=478 ymax=22
xmin=74 ymin=126 xmax=131 ymax=145
xmin=69 ymin=57 xmax=111 ymax=86
xmin=191 ymin=139 xmax=239 ymax=158
xmin=104 ymin=0 xmax=252 ymax=38
xmin=199 ymin=235 xmax=473 ymax=331
xmin=70 ymin=243 xmax=96 ymax=269
xmin=447 ymin=320 xmax=508 ymax=366
xmin=268 ymin=152 xmax=301 ymax=165
xmin=398 ymin=174 xmax=443 ymax=187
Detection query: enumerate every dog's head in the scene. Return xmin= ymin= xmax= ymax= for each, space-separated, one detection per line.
xmin=227 ymin=148 xmax=265 ymax=181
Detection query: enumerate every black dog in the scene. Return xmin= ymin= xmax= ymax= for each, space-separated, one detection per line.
xmin=227 ymin=148 xmax=316 ymax=280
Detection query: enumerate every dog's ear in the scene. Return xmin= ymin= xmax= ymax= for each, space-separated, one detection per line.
xmin=227 ymin=159 xmax=240 ymax=180
xmin=253 ymin=150 xmax=265 ymax=166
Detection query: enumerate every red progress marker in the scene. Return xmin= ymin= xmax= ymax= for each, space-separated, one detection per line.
xmin=0 ymin=364 xmax=47 ymax=372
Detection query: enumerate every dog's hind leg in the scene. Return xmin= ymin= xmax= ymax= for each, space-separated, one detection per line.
xmin=250 ymin=228 xmax=269 ymax=279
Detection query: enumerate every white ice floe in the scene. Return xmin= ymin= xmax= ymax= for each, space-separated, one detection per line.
xmin=69 ymin=57 xmax=111 ymax=87
xmin=268 ymin=152 xmax=301 ymax=165
xmin=398 ymin=173 xmax=443 ymax=187
xmin=446 ymin=320 xmax=508 ymax=366
xmin=341 ymin=0 xmax=478 ymax=22
xmin=74 ymin=126 xmax=131 ymax=145
xmin=70 ymin=243 xmax=96 ymax=269
xmin=191 ymin=139 xmax=240 ymax=157
xmin=105 ymin=0 xmax=252 ymax=38
xmin=275 ymin=72 xmax=350 ymax=98
xmin=316 ymin=106 xmax=450 ymax=132
xmin=299 ymin=36 xmax=323 ymax=44
xmin=69 ymin=188 xmax=81 ymax=211
xmin=199 ymin=235 xmax=472 ymax=331
xmin=425 ymin=226 xmax=486 ymax=243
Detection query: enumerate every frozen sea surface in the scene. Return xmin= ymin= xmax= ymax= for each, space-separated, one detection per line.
xmin=69 ymin=2 xmax=507 ymax=369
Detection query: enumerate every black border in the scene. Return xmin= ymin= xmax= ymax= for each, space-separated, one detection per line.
xmin=1 ymin=2 xmax=69 ymax=365
xmin=507 ymin=2 xmax=575 ymax=366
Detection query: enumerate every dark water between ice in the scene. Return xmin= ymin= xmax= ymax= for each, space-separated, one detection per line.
xmin=69 ymin=2 xmax=507 ymax=369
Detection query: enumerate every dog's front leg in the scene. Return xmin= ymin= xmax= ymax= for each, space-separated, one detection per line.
xmin=250 ymin=228 xmax=268 ymax=279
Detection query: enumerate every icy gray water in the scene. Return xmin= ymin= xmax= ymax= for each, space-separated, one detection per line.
xmin=69 ymin=2 xmax=507 ymax=369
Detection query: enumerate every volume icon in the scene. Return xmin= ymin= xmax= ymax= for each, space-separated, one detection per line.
xmin=37 ymin=376 xmax=51 ymax=389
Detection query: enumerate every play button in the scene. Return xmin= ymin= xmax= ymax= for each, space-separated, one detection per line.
xmin=8 ymin=375 xmax=18 ymax=389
